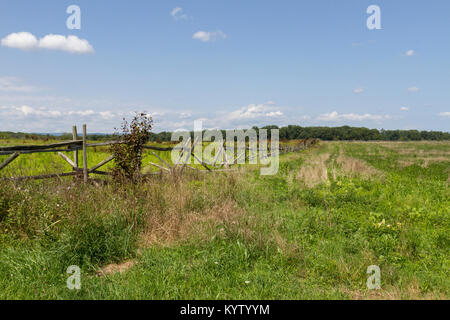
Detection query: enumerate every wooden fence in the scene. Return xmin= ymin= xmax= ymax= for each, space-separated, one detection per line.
xmin=0 ymin=125 xmax=319 ymax=182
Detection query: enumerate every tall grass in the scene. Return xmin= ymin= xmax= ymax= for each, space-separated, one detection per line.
xmin=0 ymin=140 xmax=448 ymax=299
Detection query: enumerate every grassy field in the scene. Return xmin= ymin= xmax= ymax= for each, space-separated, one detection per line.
xmin=0 ymin=140 xmax=449 ymax=299
xmin=0 ymin=139 xmax=194 ymax=177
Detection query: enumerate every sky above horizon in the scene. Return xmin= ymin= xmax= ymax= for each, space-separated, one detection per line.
xmin=0 ymin=0 xmax=449 ymax=133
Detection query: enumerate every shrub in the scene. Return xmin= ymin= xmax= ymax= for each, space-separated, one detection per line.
xmin=110 ymin=112 xmax=153 ymax=182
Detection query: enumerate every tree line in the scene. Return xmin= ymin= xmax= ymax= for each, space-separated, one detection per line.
xmin=146 ymin=126 xmax=450 ymax=142
xmin=1 ymin=125 xmax=449 ymax=142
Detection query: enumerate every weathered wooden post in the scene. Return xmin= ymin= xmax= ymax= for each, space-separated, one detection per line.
xmin=72 ymin=125 xmax=78 ymax=169
xmin=0 ymin=152 xmax=19 ymax=171
xmin=82 ymin=124 xmax=88 ymax=182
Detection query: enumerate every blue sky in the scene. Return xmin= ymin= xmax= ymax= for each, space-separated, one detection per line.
xmin=0 ymin=0 xmax=449 ymax=133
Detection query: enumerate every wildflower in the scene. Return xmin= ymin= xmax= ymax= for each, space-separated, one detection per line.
xmin=374 ymin=219 xmax=386 ymax=228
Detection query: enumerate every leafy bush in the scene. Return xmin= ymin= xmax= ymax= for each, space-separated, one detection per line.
xmin=110 ymin=112 xmax=153 ymax=182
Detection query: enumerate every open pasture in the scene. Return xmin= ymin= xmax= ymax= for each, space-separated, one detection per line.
xmin=0 ymin=140 xmax=448 ymax=299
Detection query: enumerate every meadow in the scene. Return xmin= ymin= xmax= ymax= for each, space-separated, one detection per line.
xmin=0 ymin=140 xmax=449 ymax=299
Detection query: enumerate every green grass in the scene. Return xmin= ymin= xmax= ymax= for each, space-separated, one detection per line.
xmin=0 ymin=139 xmax=259 ymax=177
xmin=0 ymin=139 xmax=183 ymax=176
xmin=0 ymin=140 xmax=448 ymax=299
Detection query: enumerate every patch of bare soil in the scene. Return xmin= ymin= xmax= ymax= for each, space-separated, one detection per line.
xmin=97 ymin=260 xmax=135 ymax=277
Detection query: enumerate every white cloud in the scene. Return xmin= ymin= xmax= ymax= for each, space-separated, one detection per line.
xmin=179 ymin=112 xmax=192 ymax=119
xmin=408 ymin=86 xmax=420 ymax=92
xmin=0 ymin=105 xmax=121 ymax=133
xmin=0 ymin=77 xmax=39 ymax=93
xmin=99 ymin=111 xmax=115 ymax=120
xmin=439 ymin=112 xmax=450 ymax=117
xmin=171 ymin=7 xmax=182 ymax=16
xmin=6 ymin=105 xmax=62 ymax=117
xmin=227 ymin=102 xmax=283 ymax=120
xmin=171 ymin=7 xmax=190 ymax=20
xmin=1 ymin=32 xmax=38 ymax=50
xmin=266 ymin=111 xmax=283 ymax=117
xmin=1 ymin=32 xmax=94 ymax=54
xmin=39 ymin=34 xmax=94 ymax=54
xmin=406 ymin=50 xmax=414 ymax=56
xmin=317 ymin=111 xmax=390 ymax=122
xmin=192 ymin=31 xmax=227 ymax=42
xmin=0 ymin=105 xmax=118 ymax=120
xmin=353 ymin=87 xmax=364 ymax=94
xmin=400 ymin=107 xmax=409 ymax=111
xmin=67 ymin=110 xmax=95 ymax=116
xmin=168 ymin=102 xmax=286 ymax=130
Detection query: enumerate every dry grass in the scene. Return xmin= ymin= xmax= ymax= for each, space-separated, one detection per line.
xmin=296 ymin=153 xmax=330 ymax=187
xmin=395 ymin=155 xmax=449 ymax=168
xmin=336 ymin=154 xmax=382 ymax=178
xmin=419 ymin=156 xmax=449 ymax=167
xmin=128 ymin=171 xmax=254 ymax=247
xmin=140 ymin=200 xmax=244 ymax=246
xmin=97 ymin=260 xmax=135 ymax=276
xmin=347 ymin=282 xmax=448 ymax=300
xmin=397 ymin=159 xmax=416 ymax=167
xmin=295 ymin=144 xmax=382 ymax=187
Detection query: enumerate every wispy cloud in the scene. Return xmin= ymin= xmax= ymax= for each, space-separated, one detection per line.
xmin=266 ymin=111 xmax=283 ymax=117
xmin=0 ymin=77 xmax=40 ymax=93
xmin=353 ymin=87 xmax=365 ymax=94
xmin=192 ymin=31 xmax=227 ymax=42
xmin=1 ymin=105 xmax=117 ymax=119
xmin=406 ymin=49 xmax=415 ymax=56
xmin=408 ymin=86 xmax=420 ymax=92
xmin=1 ymin=32 xmax=94 ymax=54
xmin=316 ymin=111 xmax=390 ymax=122
xmin=226 ymin=102 xmax=283 ymax=121
xmin=171 ymin=7 xmax=190 ymax=21
xmin=400 ymin=107 xmax=409 ymax=111
xmin=0 ymin=100 xmax=193 ymax=133
xmin=165 ymin=102 xmax=287 ymax=130
xmin=439 ymin=112 xmax=450 ymax=117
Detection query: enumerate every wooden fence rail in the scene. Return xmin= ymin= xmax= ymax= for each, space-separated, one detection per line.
xmin=0 ymin=124 xmax=319 ymax=181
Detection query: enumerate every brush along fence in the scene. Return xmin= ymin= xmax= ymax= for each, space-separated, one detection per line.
xmin=0 ymin=125 xmax=319 ymax=181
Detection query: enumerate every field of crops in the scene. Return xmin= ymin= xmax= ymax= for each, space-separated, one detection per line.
xmin=0 ymin=140 xmax=449 ymax=299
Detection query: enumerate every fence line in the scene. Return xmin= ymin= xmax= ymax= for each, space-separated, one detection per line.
xmin=0 ymin=124 xmax=319 ymax=181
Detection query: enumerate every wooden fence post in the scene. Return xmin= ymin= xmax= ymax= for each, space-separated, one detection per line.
xmin=83 ymin=124 xmax=88 ymax=182
xmin=72 ymin=125 xmax=78 ymax=169
xmin=0 ymin=152 xmax=19 ymax=171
